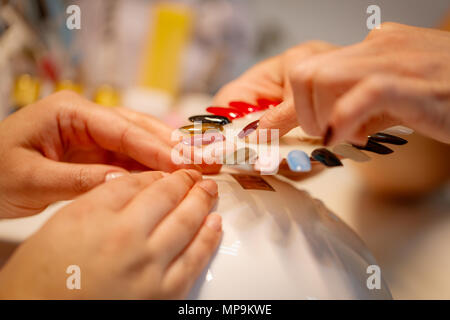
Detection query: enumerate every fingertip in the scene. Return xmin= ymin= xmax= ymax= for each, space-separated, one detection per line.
xmin=205 ymin=213 xmax=222 ymax=232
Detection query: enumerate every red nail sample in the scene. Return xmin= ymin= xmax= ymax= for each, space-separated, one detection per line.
xmin=238 ymin=120 xmax=260 ymax=139
xmin=256 ymin=98 xmax=282 ymax=108
xmin=206 ymin=107 xmax=245 ymax=119
xmin=229 ymin=101 xmax=265 ymax=113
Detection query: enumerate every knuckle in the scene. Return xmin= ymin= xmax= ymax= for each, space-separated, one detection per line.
xmin=73 ymin=167 xmax=94 ymax=193
xmin=174 ymin=213 xmax=199 ymax=233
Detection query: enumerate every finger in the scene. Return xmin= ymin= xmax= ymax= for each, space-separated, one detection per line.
xmin=56 ymin=91 xmax=192 ymax=172
xmin=71 ymin=171 xmax=166 ymax=211
xmin=161 ymin=213 xmax=222 ymax=299
xmin=329 ymin=75 xmax=450 ymax=145
xmin=257 ymin=98 xmax=299 ymax=138
xmin=148 ymin=179 xmax=218 ymax=266
xmin=123 ymin=169 xmax=202 ymax=232
xmin=114 ymin=108 xmax=176 ymax=146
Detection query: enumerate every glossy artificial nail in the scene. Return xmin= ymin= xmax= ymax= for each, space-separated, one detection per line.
xmin=332 ymin=144 xmax=371 ymax=162
xmin=311 ymin=148 xmax=343 ymax=167
xmin=181 ymin=132 xmax=225 ymax=146
xmin=323 ymin=126 xmax=333 ymax=146
xmin=353 ymin=140 xmax=393 ymax=155
xmin=287 ymin=150 xmax=311 ymax=172
xmin=382 ymin=125 xmax=414 ymax=135
xmin=238 ymin=120 xmax=260 ymax=139
xmin=179 ymin=123 xmax=223 ymax=135
xmin=369 ymin=132 xmax=408 ymax=145
xmin=229 ymin=101 xmax=264 ymax=113
xmin=206 ymin=107 xmax=245 ymax=120
xmin=189 ymin=115 xmax=231 ymax=125
xmin=257 ymin=98 xmax=281 ymax=108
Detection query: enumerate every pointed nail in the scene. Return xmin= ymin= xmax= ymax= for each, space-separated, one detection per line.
xmin=206 ymin=107 xmax=245 ymax=119
xmin=238 ymin=120 xmax=260 ymax=139
xmin=323 ymin=126 xmax=334 ymax=146
xmin=179 ymin=123 xmax=223 ymax=135
xmin=311 ymin=148 xmax=343 ymax=167
xmin=353 ymin=140 xmax=394 ymax=155
xmin=369 ymin=133 xmax=408 ymax=145
xmin=256 ymin=98 xmax=282 ymax=109
xmin=332 ymin=144 xmax=371 ymax=162
xmin=382 ymin=126 xmax=414 ymax=135
xmin=229 ymin=101 xmax=264 ymax=113
xmin=189 ymin=115 xmax=231 ymax=125
xmin=182 ymin=132 xmax=225 ymax=146
xmin=287 ymin=150 xmax=311 ymax=172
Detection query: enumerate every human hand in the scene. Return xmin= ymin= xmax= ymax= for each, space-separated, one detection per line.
xmin=0 ymin=91 xmax=196 ymax=218
xmin=214 ymin=23 xmax=450 ymax=145
xmin=0 ymin=170 xmax=221 ymax=299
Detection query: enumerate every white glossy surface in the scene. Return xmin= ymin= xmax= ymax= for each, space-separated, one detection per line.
xmin=188 ymin=173 xmax=392 ymax=299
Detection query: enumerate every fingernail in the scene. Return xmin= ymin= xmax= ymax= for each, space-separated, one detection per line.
xmin=181 ymin=132 xmax=225 ymax=146
xmin=311 ymin=148 xmax=343 ymax=167
xmin=206 ymin=107 xmax=245 ymax=119
xmin=179 ymin=123 xmax=223 ymax=135
xmin=206 ymin=214 xmax=222 ymax=232
xmin=229 ymin=101 xmax=264 ymax=113
xmin=189 ymin=115 xmax=231 ymax=125
xmin=332 ymin=144 xmax=371 ymax=162
xmin=105 ymin=172 xmax=126 ymax=182
xmin=287 ymin=150 xmax=311 ymax=172
xmin=323 ymin=126 xmax=334 ymax=146
xmin=197 ymin=179 xmax=218 ymax=197
xmin=382 ymin=125 xmax=414 ymax=135
xmin=369 ymin=133 xmax=408 ymax=145
xmin=238 ymin=120 xmax=260 ymax=139
xmin=353 ymin=140 xmax=394 ymax=155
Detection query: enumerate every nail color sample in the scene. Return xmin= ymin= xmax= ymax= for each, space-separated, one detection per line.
xmin=206 ymin=107 xmax=245 ymax=119
xmin=353 ymin=140 xmax=393 ymax=155
xmin=323 ymin=126 xmax=333 ymax=146
xmin=229 ymin=101 xmax=264 ymax=113
xmin=311 ymin=148 xmax=343 ymax=167
xmin=189 ymin=114 xmax=231 ymax=125
xmin=287 ymin=150 xmax=311 ymax=172
xmin=223 ymin=147 xmax=257 ymax=165
xmin=257 ymin=98 xmax=281 ymax=108
xmin=382 ymin=125 xmax=414 ymax=135
xmin=369 ymin=133 xmax=408 ymax=145
xmin=179 ymin=123 xmax=223 ymax=135
xmin=332 ymin=144 xmax=371 ymax=162
xmin=182 ymin=132 xmax=225 ymax=146
xmin=238 ymin=120 xmax=260 ymax=139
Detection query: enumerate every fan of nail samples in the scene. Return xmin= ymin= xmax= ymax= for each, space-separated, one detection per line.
xmin=179 ymin=99 xmax=411 ymax=173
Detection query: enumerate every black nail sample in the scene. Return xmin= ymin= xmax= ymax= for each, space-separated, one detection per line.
xmin=369 ymin=132 xmax=408 ymax=145
xmin=311 ymin=148 xmax=343 ymax=167
xmin=323 ymin=126 xmax=334 ymax=146
xmin=353 ymin=140 xmax=394 ymax=155
xmin=189 ymin=115 xmax=231 ymax=125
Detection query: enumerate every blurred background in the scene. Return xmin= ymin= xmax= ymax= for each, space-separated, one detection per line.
xmin=1 ymin=0 xmax=449 ymax=124
xmin=1 ymin=0 xmax=450 ymax=299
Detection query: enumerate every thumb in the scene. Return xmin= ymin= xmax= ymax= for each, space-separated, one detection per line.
xmin=30 ymin=159 xmax=129 ymax=203
xmin=257 ymin=99 xmax=300 ymax=138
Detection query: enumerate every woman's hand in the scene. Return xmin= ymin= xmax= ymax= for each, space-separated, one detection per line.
xmin=0 ymin=170 xmax=222 ymax=299
xmin=0 ymin=91 xmax=196 ymax=218
xmin=214 ymin=23 xmax=450 ymax=145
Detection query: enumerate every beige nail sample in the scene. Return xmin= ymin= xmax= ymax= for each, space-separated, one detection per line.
xmin=332 ymin=144 xmax=371 ymax=162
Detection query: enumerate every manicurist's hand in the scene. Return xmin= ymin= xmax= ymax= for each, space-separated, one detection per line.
xmin=0 ymin=170 xmax=221 ymax=299
xmin=0 ymin=91 xmax=196 ymax=218
xmin=214 ymin=23 xmax=450 ymax=145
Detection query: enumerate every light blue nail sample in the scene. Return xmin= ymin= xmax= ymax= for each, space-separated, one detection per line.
xmin=287 ymin=150 xmax=311 ymax=172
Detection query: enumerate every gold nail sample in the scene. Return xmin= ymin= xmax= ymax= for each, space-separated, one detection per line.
xmin=179 ymin=123 xmax=223 ymax=135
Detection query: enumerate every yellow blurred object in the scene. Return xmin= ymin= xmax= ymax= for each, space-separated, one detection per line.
xmin=93 ymin=85 xmax=121 ymax=107
xmin=55 ymin=80 xmax=83 ymax=94
xmin=12 ymin=74 xmax=41 ymax=108
xmin=139 ymin=3 xmax=193 ymax=97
